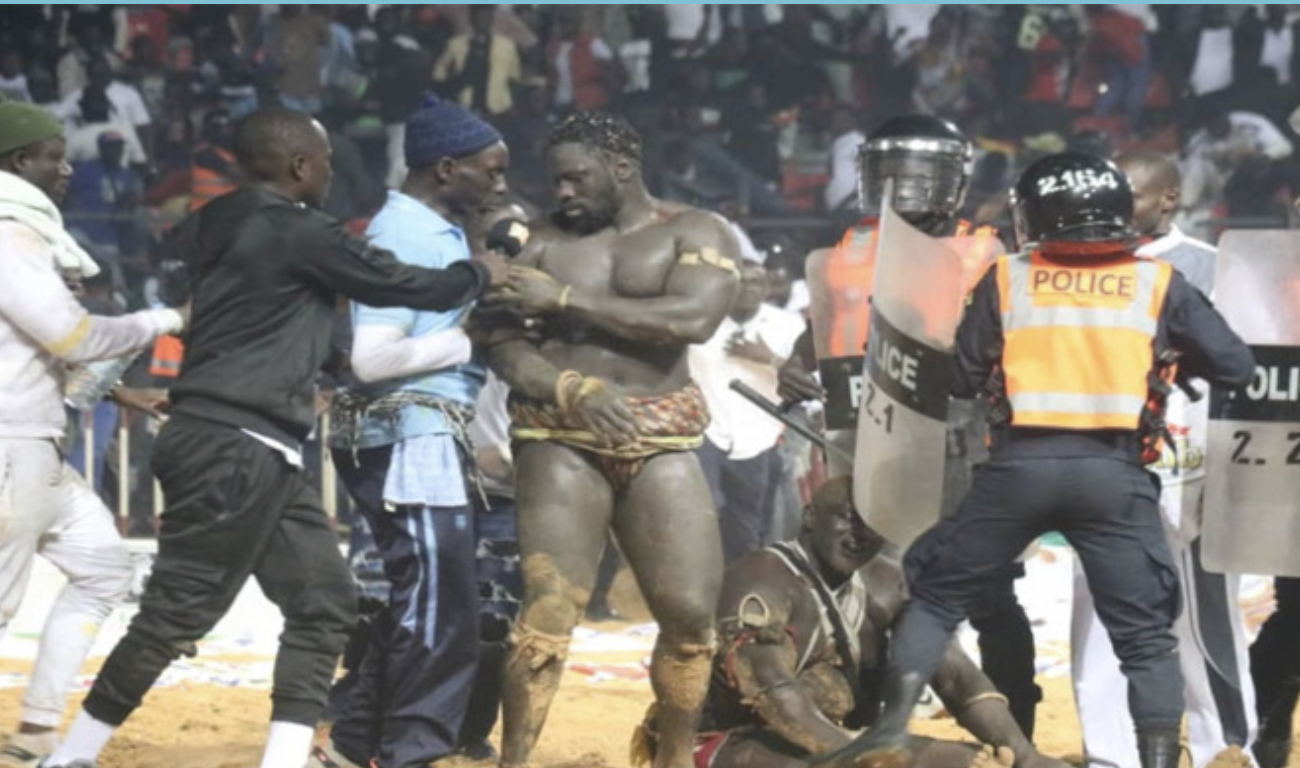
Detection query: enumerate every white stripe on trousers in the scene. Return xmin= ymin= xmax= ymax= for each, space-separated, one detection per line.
xmin=399 ymin=506 xmax=440 ymax=650
xmin=1070 ymin=481 xmax=1258 ymax=768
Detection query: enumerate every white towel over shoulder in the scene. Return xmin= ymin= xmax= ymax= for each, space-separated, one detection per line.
xmin=0 ymin=169 xmax=99 ymax=279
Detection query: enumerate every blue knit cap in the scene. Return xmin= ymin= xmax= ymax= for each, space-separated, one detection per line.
xmin=404 ymin=93 xmax=503 ymax=169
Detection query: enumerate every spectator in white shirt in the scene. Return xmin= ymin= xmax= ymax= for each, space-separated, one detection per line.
xmin=0 ymin=51 xmax=32 ymax=103
xmin=662 ymin=4 xmax=723 ymax=58
xmin=55 ymin=23 xmax=123 ymax=101
xmin=1180 ymin=110 xmax=1293 ymax=236
xmin=1256 ymin=5 xmax=1299 ymax=86
xmin=1186 ymin=8 xmax=1236 ymax=103
xmin=1238 ymin=5 xmax=1300 ymax=128
xmin=824 ymin=105 xmax=865 ymax=214
xmin=63 ymin=87 xmax=148 ymax=168
xmin=53 ymin=57 xmax=151 ymax=156
xmin=690 ymin=261 xmax=805 ymax=563
xmin=884 ymin=4 xmax=940 ymax=63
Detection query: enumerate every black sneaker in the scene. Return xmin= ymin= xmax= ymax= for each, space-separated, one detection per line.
xmin=457 ymin=741 xmax=499 ymax=762
xmin=1252 ymin=738 xmax=1291 ymax=768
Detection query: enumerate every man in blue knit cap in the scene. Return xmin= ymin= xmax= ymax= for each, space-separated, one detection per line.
xmin=310 ymin=95 xmax=509 ymax=768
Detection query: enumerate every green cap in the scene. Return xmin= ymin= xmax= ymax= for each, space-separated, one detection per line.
xmin=0 ymin=97 xmax=64 ymax=157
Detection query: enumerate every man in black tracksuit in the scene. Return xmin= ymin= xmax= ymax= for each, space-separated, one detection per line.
xmin=44 ymin=109 xmax=507 ymax=768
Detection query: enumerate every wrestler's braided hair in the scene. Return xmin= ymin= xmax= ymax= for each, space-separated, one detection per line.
xmin=548 ymin=111 xmax=643 ymax=165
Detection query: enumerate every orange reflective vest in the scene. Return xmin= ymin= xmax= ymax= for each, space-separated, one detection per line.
xmin=995 ymin=250 xmax=1173 ymax=430
xmin=824 ymin=226 xmax=878 ymax=358
xmin=189 ymin=146 xmax=237 ymax=212
xmin=822 ymin=220 xmax=1000 ymax=358
xmin=149 ymin=334 xmax=184 ymax=379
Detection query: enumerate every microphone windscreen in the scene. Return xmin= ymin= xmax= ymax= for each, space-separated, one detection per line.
xmin=486 ymin=218 xmax=530 ymax=257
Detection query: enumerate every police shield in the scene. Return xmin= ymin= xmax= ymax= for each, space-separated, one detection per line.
xmin=1202 ymin=231 xmax=1300 ymax=577
xmin=806 ymin=223 xmax=1000 ymax=436
xmin=852 ymin=202 xmax=977 ymax=547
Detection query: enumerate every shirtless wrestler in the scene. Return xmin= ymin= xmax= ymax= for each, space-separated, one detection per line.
xmin=484 ymin=112 xmax=741 ymax=768
xmin=684 ymin=477 xmax=1066 ymax=768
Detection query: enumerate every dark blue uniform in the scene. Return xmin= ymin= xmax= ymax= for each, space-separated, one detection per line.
xmin=894 ymin=265 xmax=1254 ymax=733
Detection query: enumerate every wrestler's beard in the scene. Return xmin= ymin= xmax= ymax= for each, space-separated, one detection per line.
xmin=553 ymin=207 xmax=616 ymax=236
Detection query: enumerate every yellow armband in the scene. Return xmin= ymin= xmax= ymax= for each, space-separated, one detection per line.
xmin=678 ymin=247 xmax=739 ymax=276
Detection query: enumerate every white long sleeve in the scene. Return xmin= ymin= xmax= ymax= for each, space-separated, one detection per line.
xmin=350 ymin=323 xmax=473 ymax=384
xmin=0 ymin=221 xmax=181 ymax=438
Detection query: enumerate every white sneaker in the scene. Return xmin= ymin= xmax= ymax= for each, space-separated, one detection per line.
xmin=0 ymin=732 xmax=57 ymax=768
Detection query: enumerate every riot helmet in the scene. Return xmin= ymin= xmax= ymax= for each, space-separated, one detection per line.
xmin=1012 ymin=152 xmax=1134 ymax=246
xmin=858 ymin=114 xmax=973 ymax=231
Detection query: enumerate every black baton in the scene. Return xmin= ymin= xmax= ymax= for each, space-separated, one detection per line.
xmin=728 ymin=379 xmax=854 ymax=464
xmin=1175 ymin=372 xmax=1204 ymax=403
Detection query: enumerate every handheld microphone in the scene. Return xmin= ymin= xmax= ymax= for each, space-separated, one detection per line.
xmin=485 ymin=218 xmax=530 ymax=258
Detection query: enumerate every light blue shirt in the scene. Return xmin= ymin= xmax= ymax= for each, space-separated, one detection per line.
xmin=351 ymin=190 xmax=487 ymax=508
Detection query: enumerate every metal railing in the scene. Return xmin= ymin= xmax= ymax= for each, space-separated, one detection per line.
xmin=75 ymin=407 xmax=341 ymax=535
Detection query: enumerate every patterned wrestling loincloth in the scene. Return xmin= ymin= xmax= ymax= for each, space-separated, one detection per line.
xmin=508 ymin=380 xmax=709 ymax=493
xmin=692 ymin=731 xmax=731 ymax=768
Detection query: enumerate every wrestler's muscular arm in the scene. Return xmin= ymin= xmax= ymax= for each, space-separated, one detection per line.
xmin=481 ymin=240 xmax=566 ymax=403
xmin=485 ymin=338 xmax=563 ymax=403
xmin=482 ymin=238 xmax=640 ymax=440
xmin=564 ymin=211 xmax=739 ymax=344
xmin=721 ymin=556 xmax=856 ymax=756
xmin=484 ymin=332 xmax=640 ymax=442
xmin=503 ymin=209 xmax=740 ymax=345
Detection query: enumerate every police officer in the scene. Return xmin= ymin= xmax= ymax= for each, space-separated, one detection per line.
xmin=784 ymin=114 xmax=1001 ymax=414
xmin=810 ymin=153 xmax=1255 ymax=768
xmin=782 ymin=114 xmax=1041 ymax=739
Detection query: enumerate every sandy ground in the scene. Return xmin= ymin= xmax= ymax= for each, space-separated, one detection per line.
xmin=0 ymin=569 xmax=1291 ymax=768
xmin=2 ymin=656 xmax=1297 ymax=768
xmin=0 ymin=659 xmax=1070 ymax=768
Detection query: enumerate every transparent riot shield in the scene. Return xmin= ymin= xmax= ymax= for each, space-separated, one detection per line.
xmin=1202 ymin=230 xmax=1300 ymax=577
xmin=853 ymin=201 xmax=972 ymax=547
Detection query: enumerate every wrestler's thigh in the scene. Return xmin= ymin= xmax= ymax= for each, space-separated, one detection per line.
xmin=910 ymin=736 xmax=981 ymax=768
xmin=709 ymin=728 xmax=809 ymax=768
xmin=514 ymin=442 xmax=615 ymax=615
xmin=614 ymin=451 xmax=723 ymax=634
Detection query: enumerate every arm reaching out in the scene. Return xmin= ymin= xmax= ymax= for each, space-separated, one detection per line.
xmin=294 ymin=215 xmax=505 ymax=311
xmin=499 ymin=210 xmax=741 ymax=345
xmin=350 ymin=324 xmax=473 ymax=383
xmin=1163 ymin=271 xmax=1254 ymax=389
xmin=0 ymin=224 xmax=182 ymax=363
